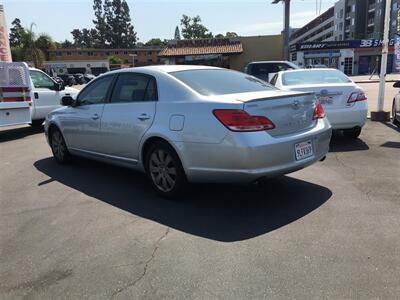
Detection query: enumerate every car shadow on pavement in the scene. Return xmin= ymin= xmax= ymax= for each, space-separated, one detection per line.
xmin=329 ymin=132 xmax=369 ymax=153
xmin=34 ymin=157 xmax=332 ymax=242
xmin=0 ymin=126 xmax=43 ymax=143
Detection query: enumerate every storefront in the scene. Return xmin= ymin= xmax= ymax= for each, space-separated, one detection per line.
xmin=290 ymin=39 xmax=396 ymax=75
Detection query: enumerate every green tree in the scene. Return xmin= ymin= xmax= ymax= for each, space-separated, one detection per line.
xmin=145 ymin=38 xmax=167 ymax=46
xmin=92 ymin=0 xmax=109 ymax=47
xmin=35 ymin=33 xmax=56 ymax=60
xmin=19 ymin=24 xmax=47 ymax=68
xmin=107 ymin=0 xmax=137 ymax=48
xmin=9 ymin=18 xmax=24 ymax=47
xmin=174 ymin=25 xmax=181 ymax=40
xmin=108 ymin=55 xmax=122 ymax=65
xmin=58 ymin=39 xmax=74 ymax=48
xmin=180 ymin=15 xmax=213 ymax=39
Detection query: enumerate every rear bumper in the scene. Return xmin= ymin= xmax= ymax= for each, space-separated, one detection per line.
xmin=177 ymin=118 xmax=332 ymax=183
xmin=325 ymin=101 xmax=368 ymax=130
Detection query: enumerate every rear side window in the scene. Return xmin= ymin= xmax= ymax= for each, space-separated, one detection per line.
xmin=110 ymin=73 xmax=157 ymax=103
xmin=78 ymin=75 xmax=114 ymax=105
xmin=170 ymin=69 xmax=274 ymax=96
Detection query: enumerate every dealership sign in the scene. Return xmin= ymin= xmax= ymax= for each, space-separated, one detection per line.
xmin=0 ymin=5 xmax=12 ymax=62
xmin=292 ymin=39 xmax=396 ymax=52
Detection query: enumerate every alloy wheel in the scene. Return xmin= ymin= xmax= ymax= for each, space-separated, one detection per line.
xmin=149 ymin=149 xmax=177 ymax=192
xmin=51 ymin=130 xmax=65 ymax=161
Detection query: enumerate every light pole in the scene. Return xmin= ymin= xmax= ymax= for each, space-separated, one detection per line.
xmin=272 ymin=0 xmax=290 ymax=60
xmin=129 ymin=53 xmax=137 ymax=68
xmin=371 ymin=0 xmax=391 ymax=121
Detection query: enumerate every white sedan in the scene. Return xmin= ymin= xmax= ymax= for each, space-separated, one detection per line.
xmin=270 ymin=68 xmax=368 ymax=138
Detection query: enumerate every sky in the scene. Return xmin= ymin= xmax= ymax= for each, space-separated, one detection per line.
xmin=2 ymin=0 xmax=337 ymax=43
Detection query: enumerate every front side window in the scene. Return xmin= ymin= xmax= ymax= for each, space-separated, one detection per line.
xmin=78 ymin=75 xmax=114 ymax=105
xmin=282 ymin=70 xmax=351 ymax=86
xmin=29 ymin=70 xmax=55 ymax=89
xmin=111 ymin=73 xmax=157 ymax=103
xmin=170 ymin=69 xmax=275 ymax=96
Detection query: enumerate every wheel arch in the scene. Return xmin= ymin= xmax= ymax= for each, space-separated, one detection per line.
xmin=140 ymin=136 xmax=187 ymax=174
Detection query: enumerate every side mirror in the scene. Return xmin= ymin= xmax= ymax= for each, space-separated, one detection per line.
xmin=54 ymin=81 xmax=65 ymax=91
xmin=61 ymin=96 xmax=74 ymax=106
xmin=393 ymin=81 xmax=400 ymax=88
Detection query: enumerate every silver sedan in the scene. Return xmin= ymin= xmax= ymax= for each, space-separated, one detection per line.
xmin=45 ymin=65 xmax=332 ymax=197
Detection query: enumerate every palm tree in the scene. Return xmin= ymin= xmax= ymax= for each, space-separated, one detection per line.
xmin=19 ymin=23 xmax=55 ymax=68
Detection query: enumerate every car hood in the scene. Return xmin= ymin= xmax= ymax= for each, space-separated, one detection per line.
xmin=63 ymin=87 xmax=80 ymax=96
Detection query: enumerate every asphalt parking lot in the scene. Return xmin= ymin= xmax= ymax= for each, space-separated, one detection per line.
xmin=0 ymin=121 xmax=399 ymax=299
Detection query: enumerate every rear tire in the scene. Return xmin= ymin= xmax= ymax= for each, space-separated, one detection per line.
xmin=343 ymin=126 xmax=362 ymax=139
xmin=50 ymin=127 xmax=71 ymax=164
xmin=145 ymin=141 xmax=187 ymax=198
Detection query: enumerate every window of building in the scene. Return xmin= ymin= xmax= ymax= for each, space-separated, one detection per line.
xmin=147 ymin=59 xmax=153 ymax=63
xmin=339 ymin=22 xmax=343 ymax=30
xmin=147 ymin=51 xmax=152 ymax=55
xmin=114 ymin=51 xmax=119 ymax=55
xmin=56 ymin=51 xmax=62 ymax=56
xmin=105 ymin=52 xmax=110 ymax=56
xmin=87 ymin=51 xmax=94 ymax=56
xmin=340 ymin=9 xmax=343 ymax=18
xmin=351 ymin=18 xmax=355 ymax=26
xmin=352 ymin=4 xmax=355 ymax=12
xmin=291 ymin=52 xmax=297 ymax=61
xmin=123 ymin=51 xmax=128 ymax=55
xmin=67 ymin=52 xmax=72 ymax=56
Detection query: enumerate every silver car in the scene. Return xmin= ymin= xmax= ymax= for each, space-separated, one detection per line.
xmin=45 ymin=65 xmax=332 ymax=197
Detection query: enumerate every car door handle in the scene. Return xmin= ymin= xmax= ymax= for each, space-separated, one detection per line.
xmin=137 ymin=114 xmax=151 ymax=121
xmin=91 ymin=114 xmax=100 ymax=120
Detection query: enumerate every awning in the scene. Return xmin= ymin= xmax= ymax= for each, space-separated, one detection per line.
xmin=159 ymin=38 xmax=243 ymax=57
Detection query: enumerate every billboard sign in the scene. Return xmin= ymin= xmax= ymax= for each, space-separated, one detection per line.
xmin=0 ymin=5 xmax=12 ymax=62
xmin=394 ymin=34 xmax=400 ymax=73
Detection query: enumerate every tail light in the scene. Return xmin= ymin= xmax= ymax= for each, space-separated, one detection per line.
xmin=347 ymin=91 xmax=367 ymax=103
xmin=313 ymin=101 xmax=325 ymax=119
xmin=213 ymin=109 xmax=275 ymax=132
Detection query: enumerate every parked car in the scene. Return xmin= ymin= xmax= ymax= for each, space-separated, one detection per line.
xmin=244 ymin=61 xmax=299 ymax=82
xmin=58 ymin=74 xmax=76 ymax=87
xmin=45 ymin=65 xmax=332 ymax=197
xmin=71 ymin=73 xmax=86 ymax=85
xmin=83 ymin=73 xmax=96 ymax=83
xmin=392 ymin=81 xmax=400 ymax=127
xmin=270 ymin=68 xmax=367 ymax=138
xmin=305 ymin=64 xmax=328 ymax=69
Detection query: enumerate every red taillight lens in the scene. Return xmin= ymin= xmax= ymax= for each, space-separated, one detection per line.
xmin=313 ymin=101 xmax=325 ymax=119
xmin=213 ymin=109 xmax=275 ymax=132
xmin=347 ymin=91 xmax=367 ymax=103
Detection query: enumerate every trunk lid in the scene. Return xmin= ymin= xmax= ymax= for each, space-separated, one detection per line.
xmin=231 ymin=90 xmax=317 ymax=137
xmin=282 ymin=83 xmax=359 ymax=109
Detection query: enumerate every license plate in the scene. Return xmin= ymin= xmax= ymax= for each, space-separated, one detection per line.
xmin=295 ymin=140 xmax=313 ymax=161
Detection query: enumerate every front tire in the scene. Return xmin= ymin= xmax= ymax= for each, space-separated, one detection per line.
xmin=145 ymin=141 xmax=186 ymax=198
xmin=50 ymin=127 xmax=71 ymax=164
xmin=343 ymin=126 xmax=362 ymax=139
xmin=393 ymin=99 xmax=400 ymax=127
xmin=30 ymin=119 xmax=44 ymax=127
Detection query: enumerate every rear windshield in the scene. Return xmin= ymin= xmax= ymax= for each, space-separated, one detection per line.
xmin=282 ymin=70 xmax=351 ymax=86
xmin=169 ymin=69 xmax=275 ymax=96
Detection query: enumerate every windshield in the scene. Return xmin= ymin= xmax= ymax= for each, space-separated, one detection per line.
xmin=282 ymin=70 xmax=352 ymax=86
xmin=169 ymin=69 xmax=275 ymax=96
